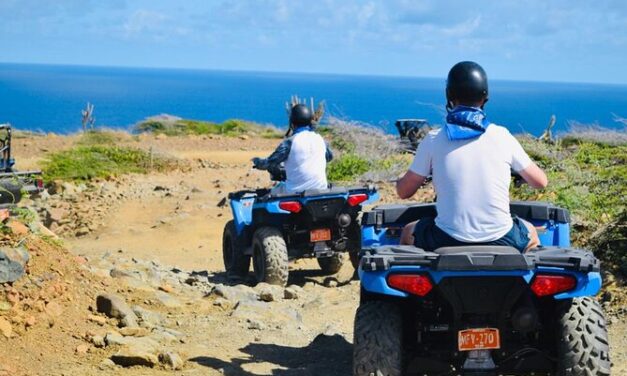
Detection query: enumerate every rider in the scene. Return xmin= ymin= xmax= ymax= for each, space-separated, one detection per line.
xmin=396 ymin=61 xmax=548 ymax=252
xmin=253 ymin=104 xmax=333 ymax=194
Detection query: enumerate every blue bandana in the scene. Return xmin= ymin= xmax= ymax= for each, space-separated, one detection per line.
xmin=445 ymin=106 xmax=491 ymax=140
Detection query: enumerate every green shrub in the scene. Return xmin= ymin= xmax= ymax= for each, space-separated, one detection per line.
xmin=78 ymin=130 xmax=121 ymax=146
xmin=327 ymin=154 xmax=371 ymax=182
xmin=43 ymin=145 xmax=179 ymax=182
xmin=135 ymin=117 xmax=281 ymax=138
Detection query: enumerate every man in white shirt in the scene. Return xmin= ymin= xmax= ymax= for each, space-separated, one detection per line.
xmin=253 ymin=104 xmax=333 ymax=193
xmin=396 ymin=61 xmax=548 ymax=252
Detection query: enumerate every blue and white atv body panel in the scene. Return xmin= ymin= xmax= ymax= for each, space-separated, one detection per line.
xmin=354 ymin=201 xmax=606 ymax=375
xmin=228 ymin=185 xmax=378 ymax=258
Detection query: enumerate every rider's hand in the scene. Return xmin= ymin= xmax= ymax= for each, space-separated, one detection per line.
xmin=252 ymin=157 xmax=261 ymax=169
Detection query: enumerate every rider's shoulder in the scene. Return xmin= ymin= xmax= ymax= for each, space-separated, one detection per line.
xmin=486 ymin=124 xmax=515 ymax=137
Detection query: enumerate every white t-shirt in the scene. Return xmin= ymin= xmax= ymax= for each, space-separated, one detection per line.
xmin=285 ymin=130 xmax=328 ymax=192
xmin=409 ymin=125 xmax=532 ymax=242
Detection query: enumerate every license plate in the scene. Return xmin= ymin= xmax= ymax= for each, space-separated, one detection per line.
xmin=458 ymin=328 xmax=500 ymax=351
xmin=310 ymin=228 xmax=331 ymax=242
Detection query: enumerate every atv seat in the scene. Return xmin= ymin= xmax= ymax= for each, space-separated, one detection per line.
xmin=434 ymin=246 xmax=521 ymax=255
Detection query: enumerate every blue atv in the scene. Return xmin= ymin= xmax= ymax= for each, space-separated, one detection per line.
xmin=354 ymin=201 xmax=610 ymax=376
xmin=222 ymin=168 xmax=378 ymax=286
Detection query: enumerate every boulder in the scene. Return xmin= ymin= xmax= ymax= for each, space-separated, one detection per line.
xmin=111 ymin=347 xmax=159 ymax=368
xmin=96 ymin=293 xmax=139 ymax=327
xmin=159 ymin=352 xmax=184 ymax=370
xmin=0 ymin=246 xmax=29 ymax=283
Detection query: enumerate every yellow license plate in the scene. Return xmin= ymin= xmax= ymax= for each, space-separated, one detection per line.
xmin=458 ymin=328 xmax=500 ymax=351
xmin=310 ymin=228 xmax=331 ymax=242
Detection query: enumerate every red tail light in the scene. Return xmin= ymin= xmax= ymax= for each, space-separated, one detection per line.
xmin=36 ymin=178 xmax=44 ymax=190
xmin=279 ymin=201 xmax=302 ymax=213
xmin=347 ymin=193 xmax=368 ymax=207
xmin=531 ymin=274 xmax=577 ymax=297
xmin=387 ymin=274 xmax=433 ymax=296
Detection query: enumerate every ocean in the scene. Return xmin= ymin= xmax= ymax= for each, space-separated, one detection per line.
xmin=1 ymin=63 xmax=626 ymax=135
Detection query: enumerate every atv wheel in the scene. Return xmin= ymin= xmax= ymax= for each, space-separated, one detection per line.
xmin=222 ymin=221 xmax=250 ymax=280
xmin=317 ymin=254 xmax=344 ymax=275
xmin=353 ymin=300 xmax=403 ymax=376
xmin=252 ymin=227 xmax=289 ymax=286
xmin=556 ymin=297 xmax=611 ymax=376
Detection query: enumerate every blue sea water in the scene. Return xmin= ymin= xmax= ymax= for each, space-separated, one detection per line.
xmin=1 ymin=63 xmax=626 ymax=135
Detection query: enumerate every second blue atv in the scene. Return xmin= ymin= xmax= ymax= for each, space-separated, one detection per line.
xmin=354 ymin=201 xmax=610 ymax=376
xmin=222 ymin=169 xmax=378 ymax=286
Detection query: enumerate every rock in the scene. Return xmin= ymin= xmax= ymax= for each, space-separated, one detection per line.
xmin=24 ymin=315 xmax=36 ymax=328
xmin=247 ymin=319 xmax=266 ymax=330
xmin=7 ymin=221 xmax=29 ymax=236
xmin=212 ymin=284 xmax=258 ymax=303
xmin=158 ymin=284 xmax=174 ymax=293
xmin=96 ymin=293 xmax=139 ymax=327
xmin=284 ymin=285 xmax=302 ymax=300
xmin=231 ymin=300 xmax=302 ymax=331
xmin=132 ymin=306 xmax=164 ymax=328
xmin=155 ymin=291 xmax=182 ymax=308
xmin=159 ymin=352 xmax=184 ymax=370
xmin=75 ymin=344 xmax=90 ymax=354
xmin=46 ymin=207 xmax=69 ymax=224
xmin=75 ymin=226 xmax=90 ymax=237
xmin=105 ymin=332 xmax=159 ymax=349
xmin=323 ymin=278 xmax=338 ymax=288
xmin=0 ymin=317 xmax=12 ymax=338
xmin=255 ymin=283 xmax=283 ymax=302
xmin=119 ymin=327 xmax=149 ymax=337
xmin=111 ymin=347 xmax=159 ymax=368
xmin=98 ymin=359 xmax=117 ymax=370
xmin=0 ymin=246 xmax=29 ymax=283
xmin=87 ymin=314 xmax=107 ymax=326
xmin=109 ymin=268 xmax=134 ymax=279
xmin=91 ymin=335 xmax=106 ymax=348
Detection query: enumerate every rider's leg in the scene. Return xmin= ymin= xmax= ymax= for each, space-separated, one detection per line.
xmin=520 ymin=218 xmax=540 ymax=252
xmin=400 ymin=221 xmax=418 ymax=245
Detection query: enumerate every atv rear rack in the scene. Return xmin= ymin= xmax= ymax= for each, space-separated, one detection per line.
xmin=360 ymin=246 xmax=600 ymax=273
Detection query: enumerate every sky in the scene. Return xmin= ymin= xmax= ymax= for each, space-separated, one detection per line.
xmin=0 ymin=0 xmax=625 ymax=84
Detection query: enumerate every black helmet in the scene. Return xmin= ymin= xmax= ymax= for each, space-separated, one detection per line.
xmin=446 ymin=61 xmax=488 ymax=108
xmin=289 ymin=104 xmax=313 ymax=127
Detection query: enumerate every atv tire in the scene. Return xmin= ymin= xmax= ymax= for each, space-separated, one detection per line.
xmin=353 ymin=300 xmax=403 ymax=376
xmin=252 ymin=227 xmax=289 ymax=286
xmin=317 ymin=254 xmax=344 ymax=275
xmin=556 ymin=297 xmax=611 ymax=376
xmin=222 ymin=220 xmax=250 ymax=280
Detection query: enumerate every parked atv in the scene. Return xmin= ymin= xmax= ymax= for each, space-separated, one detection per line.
xmin=354 ymin=201 xmax=610 ymax=376
xmin=222 ymin=168 xmax=378 ymax=286
xmin=0 ymin=123 xmax=43 ymax=206
xmin=395 ymin=119 xmax=431 ymax=152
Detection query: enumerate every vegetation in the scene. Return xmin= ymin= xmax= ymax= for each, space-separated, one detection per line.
xmin=42 ymin=145 xmax=180 ymax=182
xmin=135 ymin=116 xmax=281 ymax=138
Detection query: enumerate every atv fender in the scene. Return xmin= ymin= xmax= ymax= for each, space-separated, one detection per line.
xmin=230 ymin=196 xmax=256 ymax=235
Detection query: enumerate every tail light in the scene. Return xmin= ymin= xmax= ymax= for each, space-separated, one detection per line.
xmin=36 ymin=178 xmax=44 ymax=190
xmin=387 ymin=274 xmax=433 ymax=296
xmin=279 ymin=201 xmax=302 ymax=213
xmin=347 ymin=193 xmax=368 ymax=207
xmin=531 ymin=274 xmax=577 ymax=297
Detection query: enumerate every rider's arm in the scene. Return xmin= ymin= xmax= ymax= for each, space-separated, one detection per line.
xmin=397 ymin=132 xmax=433 ymax=199
xmin=254 ymin=139 xmax=291 ymax=171
xmin=508 ymin=130 xmax=548 ymax=189
xmin=397 ymin=170 xmax=427 ymax=199
xmin=519 ymin=163 xmax=548 ymax=189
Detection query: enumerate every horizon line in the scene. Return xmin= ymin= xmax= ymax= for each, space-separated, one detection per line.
xmin=1 ymin=60 xmax=626 ymax=88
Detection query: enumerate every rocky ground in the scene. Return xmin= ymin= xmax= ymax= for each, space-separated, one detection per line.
xmin=0 ymin=132 xmax=624 ymax=375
